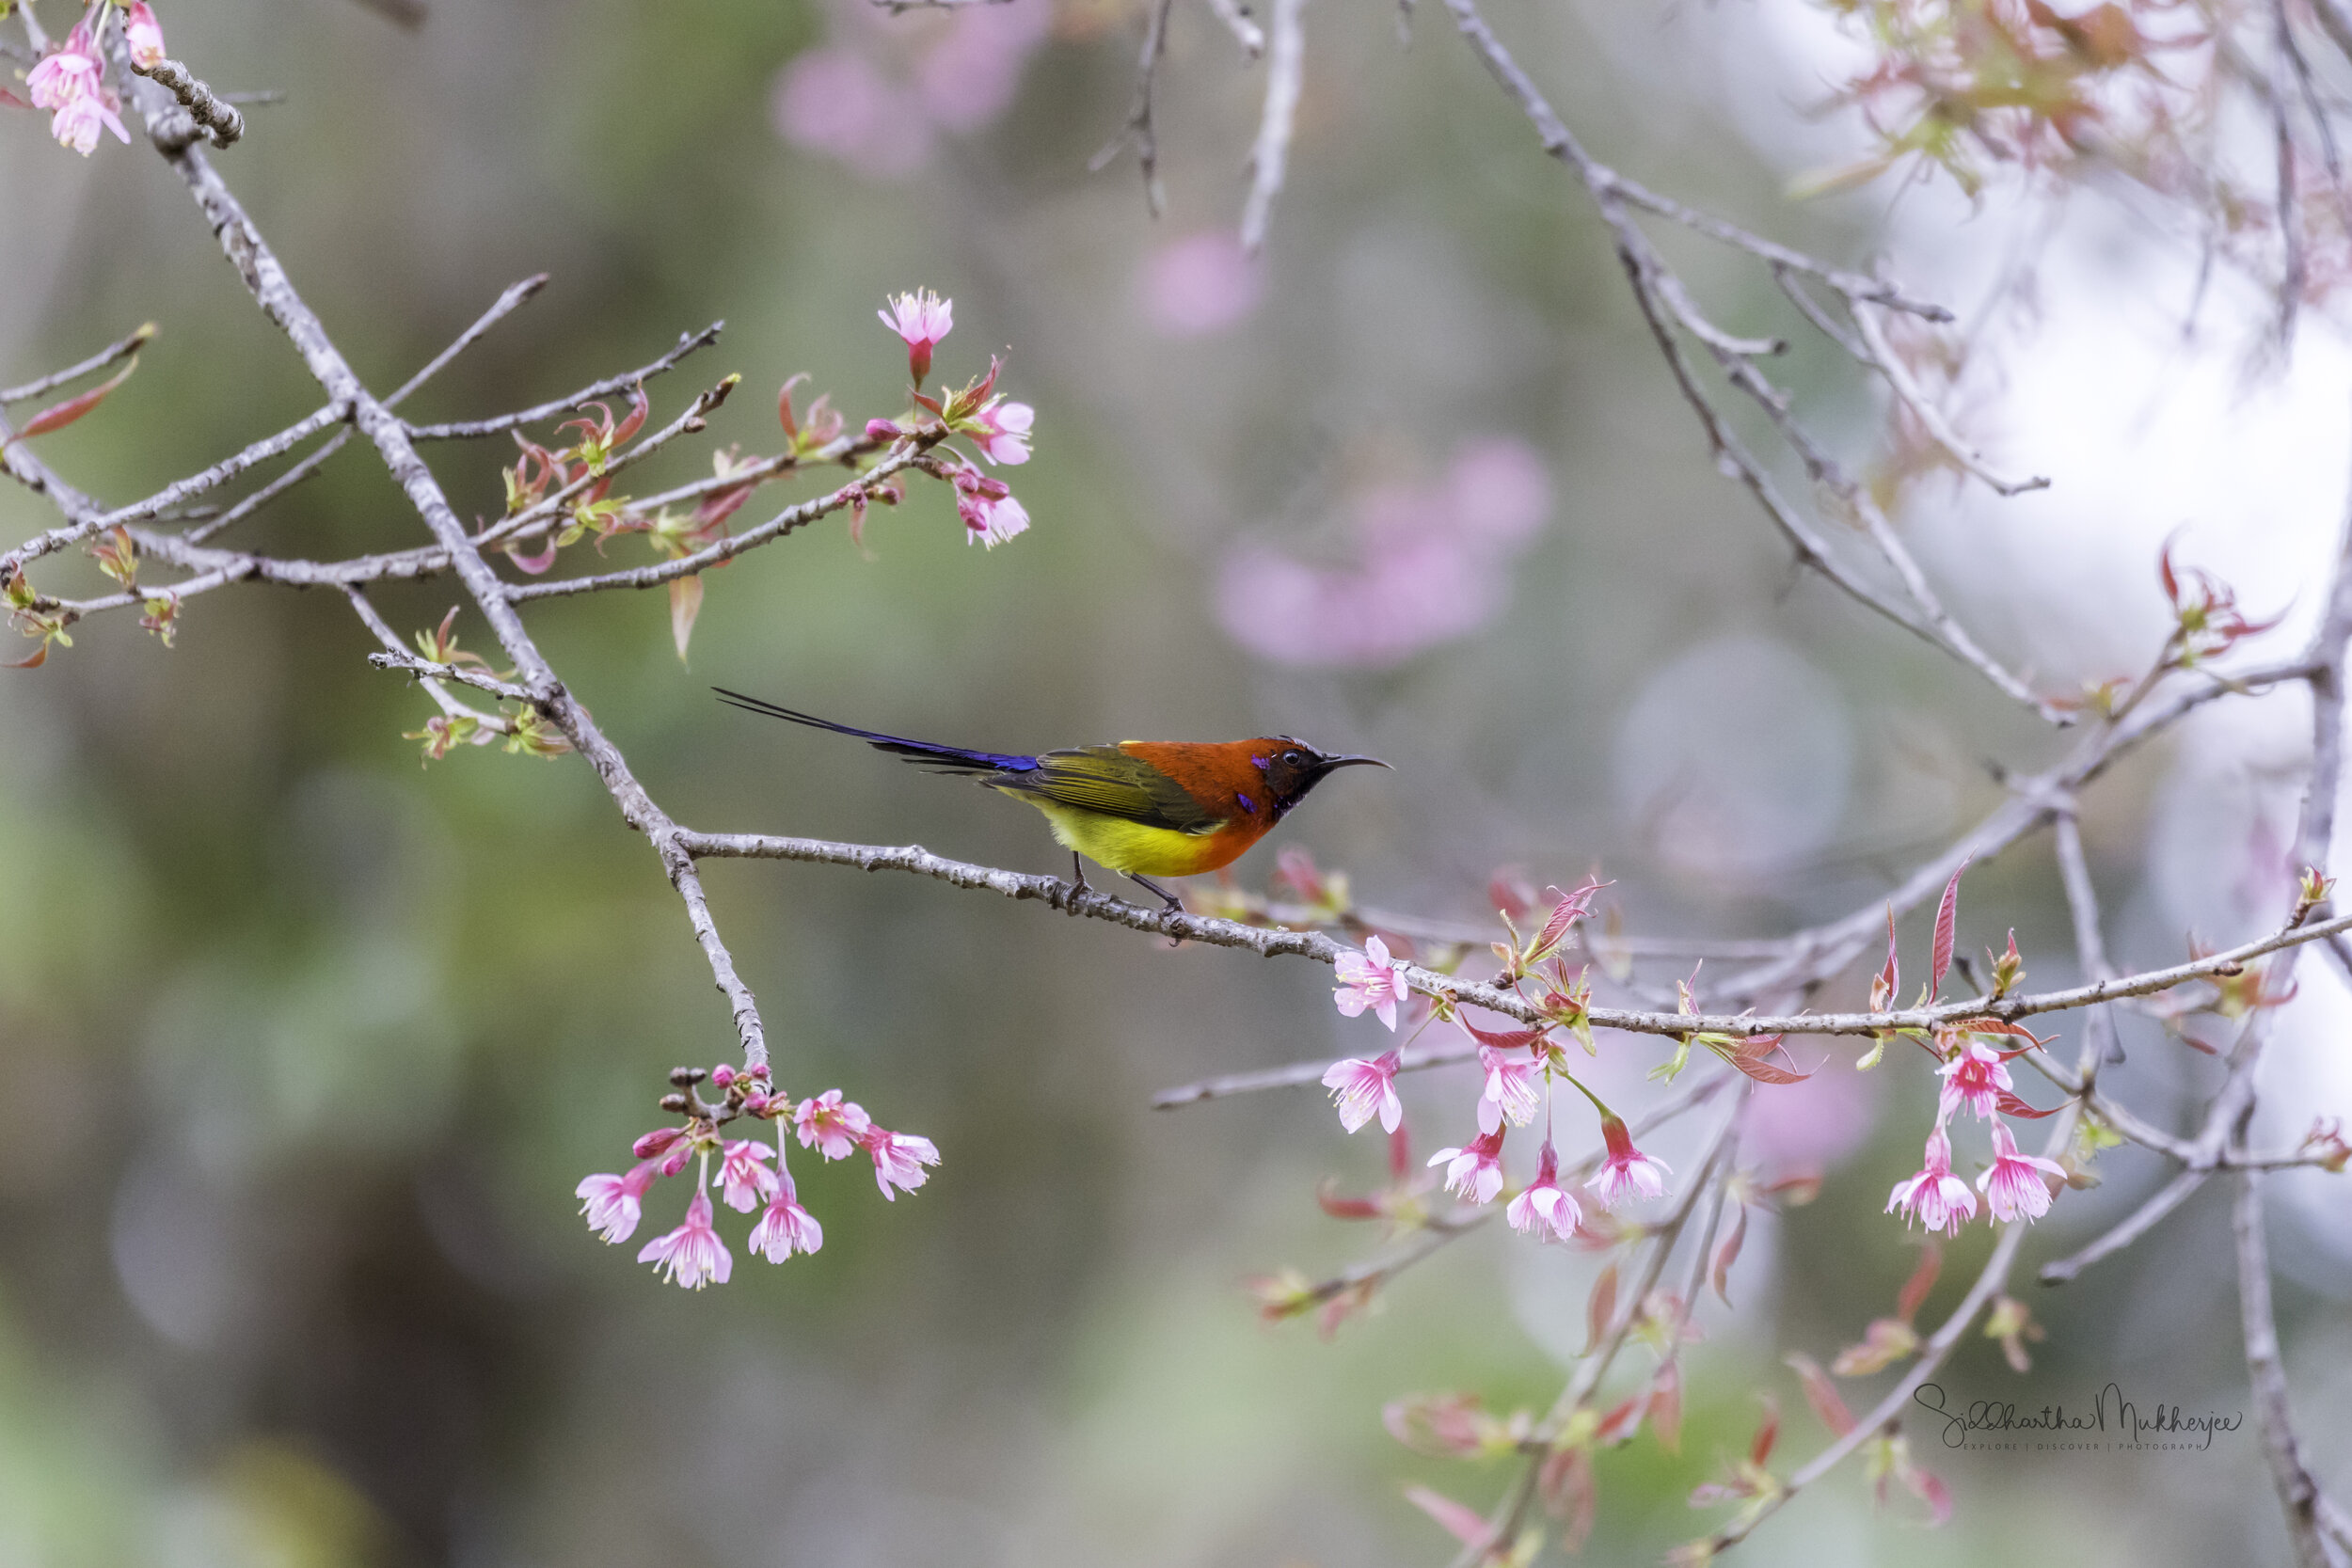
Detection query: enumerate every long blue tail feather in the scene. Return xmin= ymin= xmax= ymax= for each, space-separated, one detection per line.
xmin=712 ymin=689 xmax=1039 ymax=774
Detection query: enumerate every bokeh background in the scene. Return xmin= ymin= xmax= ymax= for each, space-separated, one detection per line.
xmin=5 ymin=0 xmax=2352 ymax=1562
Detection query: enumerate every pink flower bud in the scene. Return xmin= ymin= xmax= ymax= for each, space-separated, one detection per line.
xmin=711 ymin=1064 xmax=737 ymax=1087
xmin=125 ymin=3 xmax=167 ymax=70
xmin=866 ymin=419 xmax=903 ymax=442
xmin=631 ymin=1127 xmax=684 ymax=1160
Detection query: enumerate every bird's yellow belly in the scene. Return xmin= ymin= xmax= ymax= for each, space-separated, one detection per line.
xmin=1017 ymin=798 xmax=1245 ymax=878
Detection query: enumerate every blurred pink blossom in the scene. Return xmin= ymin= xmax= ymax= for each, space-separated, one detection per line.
xmin=772 ymin=48 xmax=930 ymax=179
xmin=774 ymin=0 xmax=1051 ymax=177
xmin=1218 ymin=438 xmax=1552 ymax=668
xmin=1138 ymin=232 xmax=1264 ymax=338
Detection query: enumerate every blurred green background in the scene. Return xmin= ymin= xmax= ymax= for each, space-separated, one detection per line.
xmin=5 ymin=0 xmax=2349 ymax=1563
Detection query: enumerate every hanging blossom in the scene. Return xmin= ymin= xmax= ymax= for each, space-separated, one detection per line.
xmin=1977 ymin=1122 xmax=2067 ymax=1224
xmin=1587 ymin=1113 xmax=1672 ymax=1209
xmin=1506 ymin=1139 xmax=1582 ymax=1242
xmin=1323 ymin=1048 xmax=1404 ymax=1133
xmin=575 ymin=1064 xmax=939 ymax=1287
xmin=1333 ymin=934 xmax=1412 ymax=1031
xmin=715 ymin=1138 xmax=780 ymax=1213
xmin=576 ymin=1161 xmax=661 ymax=1244
xmin=864 ymin=1125 xmax=942 ymax=1199
xmin=1476 ymin=1043 xmax=1544 ymax=1134
xmin=748 ymin=1173 xmax=824 ymax=1262
xmin=950 ymin=466 xmax=1029 ymax=548
xmin=1429 ymin=1129 xmax=1508 ymax=1206
xmin=1937 ymin=1038 xmax=2013 ymax=1122
xmin=25 ymin=18 xmax=129 ymax=156
xmin=639 ymin=1184 xmax=733 ymax=1290
xmin=1887 ymin=1124 xmax=1979 ymax=1238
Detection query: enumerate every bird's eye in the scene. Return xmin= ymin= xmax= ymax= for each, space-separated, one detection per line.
xmin=1282 ymin=751 xmax=1302 ymax=767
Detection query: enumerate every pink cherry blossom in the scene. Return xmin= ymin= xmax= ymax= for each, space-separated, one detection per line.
xmin=863 ymin=1126 xmax=941 ymax=1199
xmin=637 ymin=1188 xmax=733 ymax=1288
xmin=961 ymin=487 xmax=1029 ymax=548
xmin=51 ymin=92 xmax=130 ymax=155
xmin=576 ymin=1159 xmax=660 ymax=1244
xmin=748 ymin=1176 xmax=824 ymax=1261
xmin=714 ymin=1138 xmax=780 ymax=1214
xmin=125 ymin=3 xmax=167 ymax=70
xmin=1322 ymin=1049 xmax=1404 ymax=1133
xmin=794 ymin=1089 xmax=871 ymax=1161
xmin=1333 ymin=934 xmax=1411 ymax=1031
xmin=1887 ymin=1124 xmax=1979 ymax=1237
xmin=1506 ymin=1139 xmax=1582 ymax=1241
xmin=972 ymin=398 xmax=1033 ymax=465
xmin=1937 ymin=1039 xmax=2012 ymax=1123
xmin=1429 ymin=1129 xmax=1507 ymax=1206
xmin=878 ymin=289 xmax=954 ymax=383
xmin=1476 ymin=1043 xmax=1544 ymax=1134
xmin=1587 ymin=1115 xmax=1673 ymax=1209
xmin=26 ymin=26 xmax=102 ymax=112
xmin=1976 ymin=1122 xmax=2067 ymax=1223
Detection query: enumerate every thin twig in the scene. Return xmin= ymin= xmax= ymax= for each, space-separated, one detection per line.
xmin=2235 ymin=1171 xmax=2345 ymax=1568
xmin=1196 ymin=0 xmax=1265 ymax=57
xmin=1090 ymin=0 xmax=1175 ymax=217
xmin=131 ymin=56 xmax=246 ymax=148
xmin=0 ymin=323 xmax=157 ymax=405
xmin=1848 ymin=302 xmax=2051 ymax=496
xmin=404 ymin=324 xmax=724 ymax=441
xmin=1239 ymin=0 xmax=1305 ymax=253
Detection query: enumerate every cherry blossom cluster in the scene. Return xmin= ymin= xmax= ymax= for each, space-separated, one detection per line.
xmin=1872 ymin=868 xmax=2069 ymax=1238
xmin=868 ymin=289 xmax=1036 ymax=548
xmin=576 ymin=1062 xmax=939 ymax=1290
xmin=14 ymin=1 xmax=162 ymax=155
xmin=1318 ymin=880 xmax=1678 ymax=1247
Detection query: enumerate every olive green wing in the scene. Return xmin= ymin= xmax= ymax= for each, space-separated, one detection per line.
xmin=989 ymin=746 xmax=1219 ymax=834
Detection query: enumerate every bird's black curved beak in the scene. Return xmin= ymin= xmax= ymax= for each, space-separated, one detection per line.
xmin=1311 ymin=753 xmax=1391 ymax=778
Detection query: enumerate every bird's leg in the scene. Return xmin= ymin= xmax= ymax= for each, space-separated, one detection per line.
xmin=1126 ymin=873 xmax=1185 ymax=913
xmin=1067 ymin=850 xmax=1090 ymax=912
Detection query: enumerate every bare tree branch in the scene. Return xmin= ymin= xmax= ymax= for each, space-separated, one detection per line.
xmin=1239 ymin=0 xmax=1305 ymax=253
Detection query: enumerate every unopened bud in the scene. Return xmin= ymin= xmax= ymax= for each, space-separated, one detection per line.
xmin=710 ymin=1064 xmax=736 ymax=1087
xmin=668 ymin=1066 xmax=707 ymax=1087
xmin=631 ymin=1127 xmax=684 ymax=1160
xmin=659 ymin=1092 xmax=691 ymax=1114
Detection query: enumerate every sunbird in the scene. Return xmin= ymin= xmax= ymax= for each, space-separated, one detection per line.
xmin=714 ymin=689 xmax=1389 ymax=907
